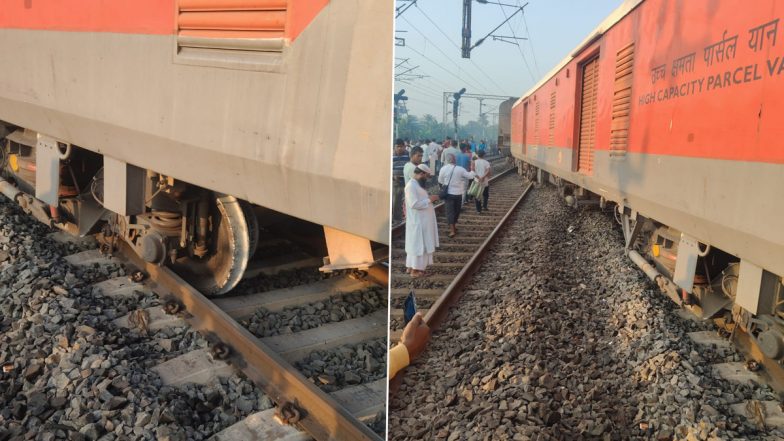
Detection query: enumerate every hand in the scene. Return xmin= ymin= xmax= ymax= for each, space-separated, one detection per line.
xmin=429 ymin=195 xmax=440 ymax=202
xmin=400 ymin=313 xmax=430 ymax=360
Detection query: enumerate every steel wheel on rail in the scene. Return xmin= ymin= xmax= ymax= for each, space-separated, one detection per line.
xmin=171 ymin=195 xmax=252 ymax=296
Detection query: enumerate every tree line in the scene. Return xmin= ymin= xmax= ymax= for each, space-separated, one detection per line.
xmin=395 ymin=114 xmax=499 ymax=144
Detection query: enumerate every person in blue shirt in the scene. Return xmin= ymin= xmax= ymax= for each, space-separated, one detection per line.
xmin=456 ymin=143 xmax=471 ymax=170
xmin=479 ymin=139 xmax=487 ymax=154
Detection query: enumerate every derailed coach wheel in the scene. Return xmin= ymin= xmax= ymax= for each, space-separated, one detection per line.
xmin=171 ymin=195 xmax=251 ymax=296
xmin=239 ymin=200 xmax=259 ymax=259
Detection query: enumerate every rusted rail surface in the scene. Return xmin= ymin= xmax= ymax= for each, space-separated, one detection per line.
xmin=117 ymin=242 xmax=384 ymax=441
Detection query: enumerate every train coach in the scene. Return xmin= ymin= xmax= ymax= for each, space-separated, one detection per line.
xmin=509 ymin=0 xmax=784 ymax=378
xmin=496 ymin=97 xmax=517 ymax=158
xmin=0 ymin=0 xmax=392 ymax=295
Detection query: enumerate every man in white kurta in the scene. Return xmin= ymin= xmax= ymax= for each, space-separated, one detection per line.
xmin=405 ymin=164 xmax=439 ymax=277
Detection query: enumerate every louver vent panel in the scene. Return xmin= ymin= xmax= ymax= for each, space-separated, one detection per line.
xmin=534 ymin=101 xmax=540 ymax=146
xmin=610 ymin=43 xmax=634 ymax=157
xmin=177 ymin=0 xmax=288 ymax=52
xmin=548 ymin=91 xmax=556 ymax=146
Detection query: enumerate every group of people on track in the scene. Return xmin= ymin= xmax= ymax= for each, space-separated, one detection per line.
xmin=388 ymin=136 xmax=494 ymax=382
xmin=393 ymin=137 xmax=494 ymax=278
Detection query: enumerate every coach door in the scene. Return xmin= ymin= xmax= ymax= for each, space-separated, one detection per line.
xmin=522 ymin=101 xmax=528 ymax=155
xmin=576 ymin=56 xmax=599 ymax=174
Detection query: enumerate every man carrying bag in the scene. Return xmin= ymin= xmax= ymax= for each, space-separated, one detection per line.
xmin=438 ymin=153 xmax=475 ymax=238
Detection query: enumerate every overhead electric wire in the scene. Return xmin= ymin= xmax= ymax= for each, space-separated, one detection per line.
xmin=498 ymin=3 xmax=537 ymax=83
xmin=397 ymin=78 xmax=454 ymax=108
xmin=406 ymin=96 xmax=431 ymax=105
xmin=398 ymin=81 xmax=443 ymax=99
xmin=415 ymin=75 xmax=447 ymax=90
xmin=396 ymin=0 xmax=418 ymax=18
xmin=398 ymin=77 xmax=485 ymax=122
xmin=404 ymin=81 xmax=442 ymax=97
xmin=415 ymin=4 xmax=508 ymax=94
xmin=396 ymin=67 xmax=455 ymax=98
xmin=400 ymin=72 xmax=503 ymax=122
xmin=401 ymin=44 xmax=488 ymax=94
xmin=519 ymin=3 xmax=541 ymax=77
xmin=394 ymin=63 xmax=421 ymax=79
xmin=396 ymin=81 xmax=448 ymax=114
xmin=400 ymin=16 xmax=490 ymax=94
xmin=398 ymin=2 xmax=528 ymax=121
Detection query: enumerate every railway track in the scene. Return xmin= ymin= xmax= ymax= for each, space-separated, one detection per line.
xmin=479 ymin=155 xmax=511 ymax=174
xmin=389 ymin=186 xmax=784 ymax=440
xmin=389 ymin=169 xmax=532 ymax=342
xmin=100 ymin=243 xmax=387 ymax=440
xmin=0 ymin=196 xmax=387 ymax=441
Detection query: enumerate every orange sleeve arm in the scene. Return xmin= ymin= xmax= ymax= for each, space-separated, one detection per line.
xmin=388 ymin=344 xmax=410 ymax=379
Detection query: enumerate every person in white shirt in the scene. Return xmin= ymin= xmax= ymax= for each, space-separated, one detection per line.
xmin=405 ymin=164 xmax=440 ymax=277
xmin=440 ymin=139 xmax=460 ymax=166
xmin=403 ymin=146 xmax=423 ymax=185
xmin=472 ymin=149 xmax=492 ymax=213
xmin=419 ymin=140 xmax=431 ymax=170
xmin=427 ymin=139 xmax=439 ymax=176
xmin=438 ymin=153 xmax=475 ymax=238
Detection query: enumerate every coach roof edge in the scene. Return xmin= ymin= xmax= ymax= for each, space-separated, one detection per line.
xmin=514 ymin=0 xmax=644 ymax=107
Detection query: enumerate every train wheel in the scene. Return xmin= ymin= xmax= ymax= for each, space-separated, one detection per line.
xmin=240 ymin=200 xmax=259 ymax=259
xmin=172 ymin=195 xmax=251 ymax=296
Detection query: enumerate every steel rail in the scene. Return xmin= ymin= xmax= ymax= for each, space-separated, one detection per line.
xmin=391 ymin=164 xmax=517 ymax=237
xmin=423 ymin=180 xmax=533 ymax=330
xmin=116 ymin=242 xmax=383 ymax=441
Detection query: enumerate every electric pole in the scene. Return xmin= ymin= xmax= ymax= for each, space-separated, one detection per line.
xmin=462 ymin=1 xmax=528 ymax=58
xmin=462 ymin=0 xmax=472 ymax=58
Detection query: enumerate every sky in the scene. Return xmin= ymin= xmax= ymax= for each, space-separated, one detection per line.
xmin=394 ymin=0 xmax=624 ymax=123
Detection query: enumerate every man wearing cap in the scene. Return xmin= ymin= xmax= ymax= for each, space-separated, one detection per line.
xmin=404 ymin=164 xmax=439 ymax=278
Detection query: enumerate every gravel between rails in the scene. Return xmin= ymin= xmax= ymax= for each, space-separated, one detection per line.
xmin=296 ymin=337 xmax=388 ymax=436
xmin=389 ymin=185 xmax=781 ymax=441
xmin=231 ymin=267 xmax=323 ymax=295
xmin=0 ymin=200 xmax=274 ymax=441
xmin=296 ymin=338 xmax=387 ymax=393
xmin=243 ymin=287 xmax=386 ymax=338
